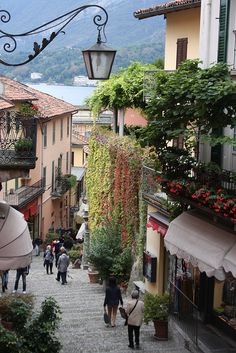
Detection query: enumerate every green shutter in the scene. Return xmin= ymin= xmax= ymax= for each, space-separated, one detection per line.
xmin=218 ymin=0 xmax=230 ymax=63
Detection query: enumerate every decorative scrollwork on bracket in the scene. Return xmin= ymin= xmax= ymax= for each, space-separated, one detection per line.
xmin=0 ymin=5 xmax=108 ymax=67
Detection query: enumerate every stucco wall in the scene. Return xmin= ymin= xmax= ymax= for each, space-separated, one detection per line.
xmin=165 ymin=8 xmax=200 ymax=70
xmin=145 ymin=205 xmax=165 ymax=295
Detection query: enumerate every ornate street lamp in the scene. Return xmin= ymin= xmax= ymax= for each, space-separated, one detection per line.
xmin=0 ymin=5 xmax=116 ymax=79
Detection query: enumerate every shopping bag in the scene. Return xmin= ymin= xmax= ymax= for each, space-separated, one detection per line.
xmin=104 ymin=312 xmax=110 ymax=324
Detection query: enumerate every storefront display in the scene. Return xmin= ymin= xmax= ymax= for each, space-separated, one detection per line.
xmin=214 ymin=273 xmax=236 ymax=332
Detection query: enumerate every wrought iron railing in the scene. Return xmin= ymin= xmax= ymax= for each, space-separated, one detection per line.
xmin=0 ymin=112 xmax=37 ymax=170
xmin=143 ymin=164 xmax=236 ymax=224
xmin=3 ymin=178 xmax=45 ymax=208
xmin=142 ymin=165 xmax=170 ymax=217
xmin=169 ymin=281 xmax=199 ymax=347
xmin=51 ymin=167 xmax=75 ymax=198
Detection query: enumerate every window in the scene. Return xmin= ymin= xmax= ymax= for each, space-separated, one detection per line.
xmin=71 ymin=151 xmax=74 ymax=166
xmin=67 ymin=116 xmax=70 ymax=137
xmin=51 ymin=161 xmax=55 ymax=191
xmin=176 ymin=38 xmax=188 ymax=68
xmin=52 ymin=121 xmax=56 ymax=145
xmin=66 ymin=152 xmax=69 ymax=173
xmin=218 ymin=0 xmax=230 ymax=63
xmin=58 ymin=156 xmax=62 ymax=174
xmin=60 ymin=119 xmax=63 ymax=140
xmin=43 ymin=124 xmax=47 ymax=148
xmin=43 ymin=167 xmax=47 ymax=187
xmin=143 ymin=251 xmax=157 ymax=282
xmin=233 ymin=126 xmax=236 ymax=152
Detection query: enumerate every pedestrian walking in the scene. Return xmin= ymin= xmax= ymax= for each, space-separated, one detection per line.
xmin=0 ymin=270 xmax=9 ymax=292
xmin=52 ymin=237 xmax=62 ymax=267
xmin=56 ymin=247 xmax=70 ymax=285
xmin=33 ymin=237 xmax=42 ymax=256
xmin=13 ymin=265 xmax=30 ymax=293
xmin=125 ymin=290 xmax=144 ymax=349
xmin=104 ymin=276 xmax=123 ymax=327
xmin=43 ymin=245 xmax=54 ymax=274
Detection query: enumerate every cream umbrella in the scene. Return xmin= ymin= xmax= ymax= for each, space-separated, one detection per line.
xmin=0 ymin=202 xmax=33 ymax=270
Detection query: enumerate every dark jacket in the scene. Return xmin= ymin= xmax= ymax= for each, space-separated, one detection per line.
xmin=104 ymin=285 xmax=123 ymax=307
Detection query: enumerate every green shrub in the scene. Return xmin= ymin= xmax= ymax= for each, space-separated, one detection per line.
xmin=144 ymin=292 xmax=169 ymax=323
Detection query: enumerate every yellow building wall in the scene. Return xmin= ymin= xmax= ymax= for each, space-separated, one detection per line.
xmin=165 ymin=8 xmax=200 ymax=70
xmin=72 ymin=146 xmax=84 ymax=167
xmin=145 ymin=205 xmax=165 ymax=295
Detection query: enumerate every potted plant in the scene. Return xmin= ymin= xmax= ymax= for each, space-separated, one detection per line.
xmin=14 ymin=137 xmax=33 ymax=153
xmin=0 ymin=293 xmax=34 ymax=331
xmin=0 ymin=296 xmax=61 ymax=353
xmin=68 ymin=243 xmax=83 ymax=269
xmin=18 ymin=103 xmax=39 ymax=117
xmin=144 ymin=292 xmax=169 ymax=341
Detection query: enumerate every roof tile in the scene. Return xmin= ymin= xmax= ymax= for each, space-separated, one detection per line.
xmin=0 ymin=75 xmax=78 ymax=118
xmin=134 ymin=0 xmax=201 ymax=19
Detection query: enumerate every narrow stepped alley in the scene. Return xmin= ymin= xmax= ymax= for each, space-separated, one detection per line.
xmin=5 ymin=255 xmax=193 ymax=353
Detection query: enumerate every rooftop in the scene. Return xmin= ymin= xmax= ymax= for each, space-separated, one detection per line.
xmin=134 ymin=0 xmax=201 ymax=19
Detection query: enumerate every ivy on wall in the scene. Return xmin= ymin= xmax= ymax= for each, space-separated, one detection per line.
xmin=86 ymin=129 xmax=145 ymax=246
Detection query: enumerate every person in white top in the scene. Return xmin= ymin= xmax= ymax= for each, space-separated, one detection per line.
xmin=125 ymin=290 xmax=144 ymax=349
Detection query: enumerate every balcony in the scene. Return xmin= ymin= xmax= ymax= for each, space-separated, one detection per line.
xmin=51 ymin=168 xmax=76 ymax=198
xmin=0 ymin=112 xmax=37 ymax=179
xmin=142 ymin=165 xmax=170 ymax=218
xmin=143 ymin=163 xmax=236 ymax=226
xmin=3 ymin=178 xmax=45 ymax=209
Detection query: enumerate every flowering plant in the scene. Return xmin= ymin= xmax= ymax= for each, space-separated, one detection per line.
xmin=165 ymin=179 xmax=236 ymax=222
xmin=191 ymin=187 xmax=236 ymax=222
xmin=18 ymin=103 xmax=39 ymax=117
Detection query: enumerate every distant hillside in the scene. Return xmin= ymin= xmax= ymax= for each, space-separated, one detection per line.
xmin=0 ymin=0 xmax=165 ymax=83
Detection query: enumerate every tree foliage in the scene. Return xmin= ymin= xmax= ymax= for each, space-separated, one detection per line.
xmin=140 ymin=60 xmax=236 ymax=152
xmin=87 ymin=62 xmax=156 ymax=114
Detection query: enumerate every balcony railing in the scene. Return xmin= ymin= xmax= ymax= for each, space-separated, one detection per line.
xmin=0 ymin=112 xmax=37 ymax=170
xmin=142 ymin=165 xmax=236 ymax=224
xmin=51 ymin=168 xmax=76 ymax=198
xmin=3 ymin=178 xmax=45 ymax=208
xmin=142 ymin=165 xmax=170 ymax=217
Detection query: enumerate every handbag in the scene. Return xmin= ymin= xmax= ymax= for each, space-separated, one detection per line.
xmin=119 ymin=300 xmax=138 ymax=326
xmin=103 ymin=312 xmax=110 ymax=325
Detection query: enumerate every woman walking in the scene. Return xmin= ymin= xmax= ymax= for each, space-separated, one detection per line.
xmin=104 ymin=277 xmax=123 ymax=327
xmin=43 ymin=245 xmax=54 ymax=274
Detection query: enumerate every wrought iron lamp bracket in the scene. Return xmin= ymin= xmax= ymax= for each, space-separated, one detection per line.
xmin=0 ymin=5 xmax=108 ymax=66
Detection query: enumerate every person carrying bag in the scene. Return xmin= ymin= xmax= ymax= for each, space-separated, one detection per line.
xmin=124 ymin=290 xmax=144 ymax=349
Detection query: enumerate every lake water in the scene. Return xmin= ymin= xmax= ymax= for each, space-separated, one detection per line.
xmin=28 ymin=83 xmax=96 ymax=106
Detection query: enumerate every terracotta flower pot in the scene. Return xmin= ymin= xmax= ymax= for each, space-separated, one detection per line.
xmin=88 ymin=271 xmax=99 ymax=283
xmin=1 ymin=319 xmax=13 ymax=330
xmin=153 ymin=319 xmax=168 ymax=341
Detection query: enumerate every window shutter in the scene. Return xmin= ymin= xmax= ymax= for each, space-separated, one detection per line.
xmin=218 ymin=0 xmax=230 ymax=63
xmin=176 ymin=38 xmax=188 ymax=68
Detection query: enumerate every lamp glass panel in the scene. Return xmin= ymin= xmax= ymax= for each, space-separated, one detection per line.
xmin=90 ymin=51 xmax=114 ymax=79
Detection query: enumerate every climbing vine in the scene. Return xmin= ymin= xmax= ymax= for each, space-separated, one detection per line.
xmin=86 ymin=128 xmax=145 ymax=246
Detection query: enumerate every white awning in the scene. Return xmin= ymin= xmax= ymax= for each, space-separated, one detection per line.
xmin=164 ymin=212 xmax=236 ymax=281
xmin=0 ymin=202 xmax=33 ymax=270
xmin=223 ymin=243 xmax=236 ymax=278
xmin=76 ymin=222 xmax=86 ymax=240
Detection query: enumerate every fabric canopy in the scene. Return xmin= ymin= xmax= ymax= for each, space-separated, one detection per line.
xmin=76 ymin=222 xmax=86 ymax=240
xmin=146 ymin=217 xmax=168 ymax=236
xmin=0 ymin=202 xmax=33 ymax=270
xmin=164 ymin=212 xmax=236 ymax=281
xmin=223 ymin=243 xmax=236 ymax=278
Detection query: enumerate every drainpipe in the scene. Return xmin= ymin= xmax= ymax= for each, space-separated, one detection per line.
xmin=200 ymin=0 xmax=212 ymax=68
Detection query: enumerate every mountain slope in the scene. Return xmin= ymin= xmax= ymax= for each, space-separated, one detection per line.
xmin=0 ymin=0 xmax=164 ymax=48
xmin=0 ymin=0 xmax=165 ymax=83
